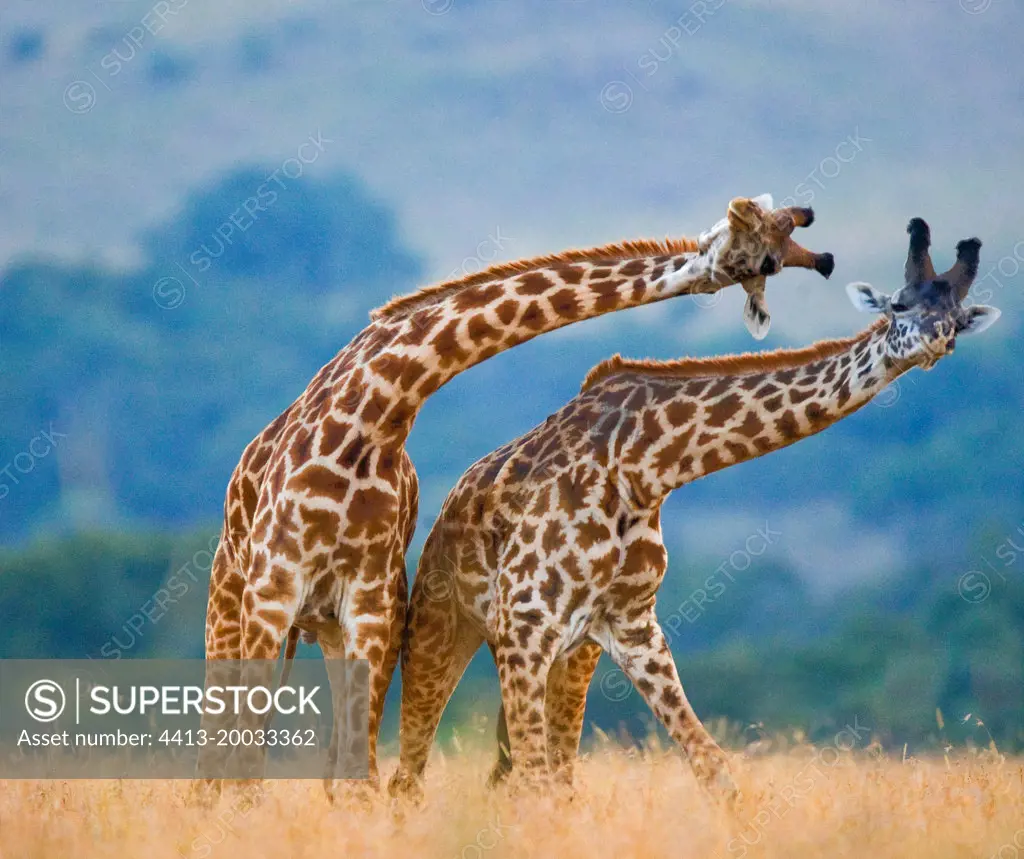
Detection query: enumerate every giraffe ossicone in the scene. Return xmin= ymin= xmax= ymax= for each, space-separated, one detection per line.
xmin=389 ymin=219 xmax=999 ymax=802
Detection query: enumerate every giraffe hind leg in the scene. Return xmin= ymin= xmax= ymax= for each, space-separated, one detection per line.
xmin=607 ymin=615 xmax=738 ymax=804
xmin=389 ymin=562 xmax=482 ymax=802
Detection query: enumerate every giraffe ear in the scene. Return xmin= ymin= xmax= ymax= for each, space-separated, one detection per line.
xmin=846 ymin=282 xmax=890 ymax=314
xmin=743 ymin=290 xmax=771 ymax=340
xmin=749 ymin=192 xmax=774 ymax=212
xmin=957 ymin=305 xmax=1001 ymax=336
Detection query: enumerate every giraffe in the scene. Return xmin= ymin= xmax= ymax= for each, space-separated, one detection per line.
xmin=198 ymin=194 xmax=835 ymax=793
xmin=388 ymin=220 xmax=1000 ymax=801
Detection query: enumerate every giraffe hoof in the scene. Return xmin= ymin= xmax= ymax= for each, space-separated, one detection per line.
xmin=324 ymin=779 xmax=378 ymax=812
xmin=710 ymin=769 xmax=741 ymax=807
xmin=226 ymin=779 xmax=267 ymax=812
xmin=386 ymin=769 xmax=425 ymax=805
xmin=486 ymin=761 xmax=513 ymax=789
xmin=185 ymin=779 xmax=221 ymax=809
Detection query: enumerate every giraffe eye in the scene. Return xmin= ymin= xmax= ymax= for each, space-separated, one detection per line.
xmin=759 ymin=256 xmax=777 ymax=276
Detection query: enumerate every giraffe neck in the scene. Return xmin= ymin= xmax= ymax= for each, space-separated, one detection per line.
xmin=362 ymin=248 xmax=722 ymax=440
xmin=613 ymin=320 xmax=903 ymax=503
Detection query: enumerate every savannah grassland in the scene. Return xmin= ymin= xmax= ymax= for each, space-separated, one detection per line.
xmin=2 ymin=745 xmax=1021 ymax=859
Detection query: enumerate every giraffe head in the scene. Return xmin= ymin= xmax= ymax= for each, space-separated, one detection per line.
xmin=846 ymin=218 xmax=1000 ymax=370
xmin=697 ymin=193 xmax=836 ymax=340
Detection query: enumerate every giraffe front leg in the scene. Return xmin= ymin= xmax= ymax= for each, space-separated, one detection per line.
xmin=488 ymin=643 xmax=600 ymax=789
xmin=493 ymin=610 xmax=558 ymax=788
xmin=488 ymin=634 xmax=600 ymax=790
xmin=318 ymin=622 xmax=373 ymax=807
xmin=325 ymin=546 xmax=407 ymax=798
xmin=608 ymin=617 xmax=738 ymax=803
xmin=545 ymin=640 xmax=602 ymax=786
xmin=232 ymin=551 xmax=301 ymax=786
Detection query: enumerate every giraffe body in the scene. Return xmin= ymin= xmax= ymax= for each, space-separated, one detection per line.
xmin=199 ymin=196 xmax=834 ymax=789
xmin=390 ymin=220 xmax=999 ymax=798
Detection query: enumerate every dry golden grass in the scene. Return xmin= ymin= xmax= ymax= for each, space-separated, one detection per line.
xmin=1 ymin=747 xmax=1022 ymax=859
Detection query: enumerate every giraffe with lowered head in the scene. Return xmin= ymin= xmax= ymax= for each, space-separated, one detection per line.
xmin=200 ymin=194 xmax=835 ymax=792
xmin=388 ymin=219 xmax=999 ymax=801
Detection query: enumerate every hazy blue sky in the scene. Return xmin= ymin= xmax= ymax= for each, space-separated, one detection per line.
xmin=4 ymin=0 xmax=1022 ymax=348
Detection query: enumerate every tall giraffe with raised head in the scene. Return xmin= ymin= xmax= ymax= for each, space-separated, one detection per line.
xmin=200 ymin=195 xmax=834 ymax=790
xmin=389 ymin=220 xmax=999 ymax=800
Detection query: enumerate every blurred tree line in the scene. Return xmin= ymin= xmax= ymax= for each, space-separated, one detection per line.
xmin=1 ymin=529 xmax=1021 ymax=752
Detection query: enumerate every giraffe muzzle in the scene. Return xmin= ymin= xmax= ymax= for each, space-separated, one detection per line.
xmin=814 ymin=253 xmax=835 ymax=279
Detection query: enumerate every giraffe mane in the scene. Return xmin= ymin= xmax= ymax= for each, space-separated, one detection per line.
xmin=580 ymin=318 xmax=890 ymax=392
xmin=369 ymin=237 xmax=701 ymax=321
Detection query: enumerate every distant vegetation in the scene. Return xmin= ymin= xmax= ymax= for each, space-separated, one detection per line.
xmin=2 ymin=529 xmax=1021 ymax=751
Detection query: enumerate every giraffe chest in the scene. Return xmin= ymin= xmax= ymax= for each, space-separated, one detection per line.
xmin=460 ymin=493 xmax=665 ymax=655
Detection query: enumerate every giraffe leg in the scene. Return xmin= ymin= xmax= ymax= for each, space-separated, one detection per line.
xmin=493 ymin=610 xmax=557 ymax=786
xmin=233 ymin=549 xmax=301 ymax=783
xmin=487 ymin=640 xmax=600 ymax=788
xmin=323 ymin=544 xmax=407 ymax=796
xmin=607 ymin=616 xmax=738 ymax=802
xmin=487 ymin=643 xmax=513 ymax=788
xmin=192 ymin=538 xmax=243 ymax=804
xmin=545 ymin=640 xmax=602 ymax=786
xmin=388 ymin=568 xmax=483 ymax=801
xmin=318 ymin=622 xmax=370 ymax=806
